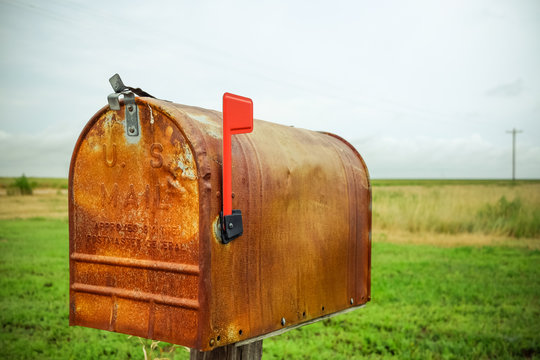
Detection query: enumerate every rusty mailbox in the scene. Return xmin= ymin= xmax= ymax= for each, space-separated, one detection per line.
xmin=69 ymin=75 xmax=371 ymax=351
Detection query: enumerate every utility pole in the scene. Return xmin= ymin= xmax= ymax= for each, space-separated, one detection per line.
xmin=506 ymin=128 xmax=523 ymax=181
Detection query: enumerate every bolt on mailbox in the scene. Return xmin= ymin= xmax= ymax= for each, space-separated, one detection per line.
xmin=69 ymin=75 xmax=372 ymax=351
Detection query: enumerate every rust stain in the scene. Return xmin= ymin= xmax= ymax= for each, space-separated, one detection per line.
xmin=69 ymin=97 xmax=371 ymax=351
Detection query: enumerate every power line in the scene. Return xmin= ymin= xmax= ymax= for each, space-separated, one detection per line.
xmin=506 ymin=128 xmax=523 ymax=181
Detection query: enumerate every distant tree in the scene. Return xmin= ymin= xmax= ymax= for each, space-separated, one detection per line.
xmin=12 ymin=174 xmax=33 ymax=195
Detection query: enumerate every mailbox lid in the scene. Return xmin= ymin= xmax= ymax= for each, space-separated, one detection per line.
xmin=69 ymin=99 xmax=203 ymax=347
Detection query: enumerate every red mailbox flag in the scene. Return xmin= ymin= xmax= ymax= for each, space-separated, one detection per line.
xmin=222 ymin=93 xmax=253 ymax=217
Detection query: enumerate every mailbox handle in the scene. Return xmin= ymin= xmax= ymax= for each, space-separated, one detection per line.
xmin=108 ymin=74 xmax=156 ymax=101
xmin=221 ymin=93 xmax=253 ymax=243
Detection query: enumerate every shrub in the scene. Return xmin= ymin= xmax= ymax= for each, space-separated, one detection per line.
xmin=10 ymin=174 xmax=33 ymax=195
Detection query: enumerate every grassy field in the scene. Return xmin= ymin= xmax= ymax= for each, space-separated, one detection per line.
xmin=0 ymin=177 xmax=68 ymax=190
xmin=373 ymin=181 xmax=540 ymax=240
xmin=0 ymin=179 xmax=539 ymax=359
xmin=0 ymin=190 xmax=67 ymax=220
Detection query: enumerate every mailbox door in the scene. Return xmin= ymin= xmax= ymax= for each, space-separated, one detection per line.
xmin=69 ymin=101 xmax=201 ymax=347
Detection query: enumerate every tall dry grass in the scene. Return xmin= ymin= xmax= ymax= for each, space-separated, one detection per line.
xmin=0 ymin=189 xmax=67 ymax=219
xmin=373 ymin=184 xmax=540 ymax=239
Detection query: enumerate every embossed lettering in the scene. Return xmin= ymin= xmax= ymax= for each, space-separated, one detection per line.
xmin=154 ymin=184 xmax=160 ymax=208
xmin=99 ymin=183 xmax=172 ymax=210
xmin=145 ymin=184 xmax=150 ymax=209
xmin=101 ymin=183 xmax=118 ymax=207
xmin=124 ymin=184 xmax=138 ymax=208
xmin=103 ymin=144 xmax=117 ymax=167
xmin=155 ymin=183 xmax=171 ymax=209
xmin=150 ymin=143 xmax=163 ymax=168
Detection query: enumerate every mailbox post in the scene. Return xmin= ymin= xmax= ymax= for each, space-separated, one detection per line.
xmin=69 ymin=75 xmax=371 ymax=356
xmin=190 ymin=340 xmax=262 ymax=360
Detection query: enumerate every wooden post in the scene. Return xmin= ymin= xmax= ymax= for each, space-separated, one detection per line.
xmin=190 ymin=340 xmax=263 ymax=360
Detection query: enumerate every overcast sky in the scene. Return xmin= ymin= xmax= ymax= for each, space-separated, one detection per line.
xmin=1 ymin=0 xmax=539 ymax=179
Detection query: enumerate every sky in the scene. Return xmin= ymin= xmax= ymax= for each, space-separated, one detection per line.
xmin=0 ymin=0 xmax=539 ymax=179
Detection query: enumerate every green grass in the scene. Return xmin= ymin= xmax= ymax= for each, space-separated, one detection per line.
xmin=1 ymin=218 xmax=539 ymax=359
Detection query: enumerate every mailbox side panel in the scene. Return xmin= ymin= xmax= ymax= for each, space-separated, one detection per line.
xmin=69 ymin=101 xmax=202 ymax=348
xmin=202 ymin=118 xmax=371 ymax=348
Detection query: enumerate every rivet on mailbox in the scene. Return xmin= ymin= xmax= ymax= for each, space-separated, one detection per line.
xmin=69 ymin=75 xmax=372 ymax=352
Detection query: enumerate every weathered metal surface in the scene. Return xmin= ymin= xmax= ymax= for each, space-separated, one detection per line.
xmin=69 ymin=96 xmax=371 ymax=351
xmin=69 ymin=101 xmax=201 ymax=347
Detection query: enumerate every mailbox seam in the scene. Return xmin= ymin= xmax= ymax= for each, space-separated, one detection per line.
xmin=319 ymin=134 xmax=356 ymax=306
xmin=161 ymin=101 xmax=213 ymax=350
xmin=71 ymin=283 xmax=200 ymax=310
xmin=243 ymin=133 xmax=264 ymax=334
xmin=70 ymin=252 xmax=200 ymax=275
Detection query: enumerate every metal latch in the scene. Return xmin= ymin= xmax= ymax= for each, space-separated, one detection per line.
xmin=220 ymin=210 xmax=244 ymax=244
xmin=107 ymin=74 xmax=140 ymax=137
